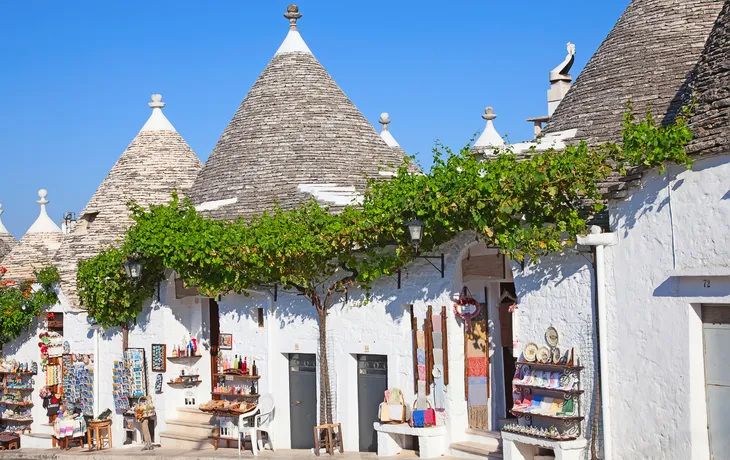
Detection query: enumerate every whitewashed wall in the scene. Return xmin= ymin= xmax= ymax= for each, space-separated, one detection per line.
xmin=1 ymin=232 xmax=521 ymax=451
xmin=603 ymin=154 xmax=730 ymax=460
xmin=510 ymin=252 xmax=598 ymax=447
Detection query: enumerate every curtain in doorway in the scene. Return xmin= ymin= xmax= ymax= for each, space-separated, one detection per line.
xmin=466 ymin=306 xmax=489 ymax=430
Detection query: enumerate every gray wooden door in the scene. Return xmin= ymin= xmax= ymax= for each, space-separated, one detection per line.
xmin=289 ymin=354 xmax=317 ymax=449
xmin=703 ymin=305 xmax=730 ymax=459
xmin=357 ymin=355 xmax=388 ymax=452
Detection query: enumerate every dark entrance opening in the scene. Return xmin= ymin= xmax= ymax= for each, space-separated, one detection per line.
xmin=357 ymin=354 xmax=388 ymax=452
xmin=289 ymin=353 xmax=317 ymax=449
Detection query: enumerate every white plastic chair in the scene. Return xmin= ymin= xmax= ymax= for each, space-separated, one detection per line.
xmin=238 ymin=394 xmax=275 ymax=456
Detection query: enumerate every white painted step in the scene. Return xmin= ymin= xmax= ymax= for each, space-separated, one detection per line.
xmin=451 ymin=441 xmax=503 ymax=460
xmin=165 ymin=419 xmax=215 ymax=438
xmin=464 ymin=429 xmax=503 ymax=447
xmin=175 ymin=407 xmax=215 ymax=424
xmin=159 ymin=430 xmax=214 ymax=450
xmin=21 ymin=432 xmax=54 ymax=449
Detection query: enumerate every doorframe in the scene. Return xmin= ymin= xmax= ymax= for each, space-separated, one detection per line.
xmin=699 ymin=304 xmax=730 ymax=459
xmin=340 ymin=347 xmax=400 ymax=452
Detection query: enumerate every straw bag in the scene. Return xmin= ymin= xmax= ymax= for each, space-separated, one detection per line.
xmin=379 ymin=396 xmax=406 ymax=423
xmin=135 ymin=396 xmax=156 ymax=421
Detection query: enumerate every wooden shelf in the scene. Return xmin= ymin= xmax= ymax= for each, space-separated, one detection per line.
xmin=515 ymin=362 xmax=584 ymax=371
xmin=167 ymin=380 xmax=202 ymax=386
xmin=0 ymin=372 xmax=36 ymax=376
xmin=513 ymin=383 xmax=583 ymax=395
xmin=0 ymin=401 xmax=33 ymax=406
xmin=510 ymin=410 xmax=583 ymax=421
xmin=211 ymin=392 xmax=260 ymax=398
xmin=0 ymin=387 xmax=33 ymax=391
xmin=167 ymin=355 xmax=202 ymax=361
xmin=214 ymin=373 xmax=260 ymax=379
xmin=1 ymin=418 xmax=33 ymax=423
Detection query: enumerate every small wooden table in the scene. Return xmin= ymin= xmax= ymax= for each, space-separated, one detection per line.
xmin=87 ymin=420 xmax=112 ymax=451
xmin=313 ymin=423 xmax=343 ymax=456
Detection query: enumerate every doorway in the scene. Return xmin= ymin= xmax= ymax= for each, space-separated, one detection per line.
xmin=499 ymin=283 xmax=517 ymax=418
xmin=702 ymin=304 xmax=730 ymax=458
xmin=357 ymin=355 xmax=388 ymax=452
xmin=289 ymin=354 xmax=317 ymax=449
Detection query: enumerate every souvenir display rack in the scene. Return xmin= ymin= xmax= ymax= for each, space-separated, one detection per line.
xmin=0 ymin=364 xmax=37 ymax=434
xmin=507 ymin=327 xmax=584 ymax=442
xmin=62 ymin=354 xmax=94 ymax=417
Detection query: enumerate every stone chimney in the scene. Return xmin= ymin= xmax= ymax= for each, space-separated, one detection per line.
xmin=548 ymin=42 xmax=575 ymax=116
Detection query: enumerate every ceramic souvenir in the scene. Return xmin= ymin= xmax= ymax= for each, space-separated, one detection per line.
xmin=552 ymin=347 xmax=561 ymax=364
xmin=523 ymin=343 xmax=538 ymax=362
xmin=545 ymin=327 xmax=559 ymax=347
xmin=537 ymin=346 xmax=551 ymax=364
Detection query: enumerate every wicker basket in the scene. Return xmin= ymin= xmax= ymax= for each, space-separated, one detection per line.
xmin=135 ymin=396 xmax=156 ymax=421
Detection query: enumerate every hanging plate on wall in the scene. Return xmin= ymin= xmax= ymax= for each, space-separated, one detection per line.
xmin=545 ymin=327 xmax=559 ymax=347
xmin=537 ymin=346 xmax=551 ymax=364
xmin=523 ymin=343 xmax=538 ymax=362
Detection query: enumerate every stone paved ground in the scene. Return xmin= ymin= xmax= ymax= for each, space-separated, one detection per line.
xmin=0 ymin=447 xmax=439 ymax=460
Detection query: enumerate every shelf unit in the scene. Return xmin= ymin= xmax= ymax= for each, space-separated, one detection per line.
xmin=509 ymin=360 xmax=583 ymax=440
xmin=0 ymin=366 xmax=36 ymax=432
xmin=0 ymin=387 xmax=33 ymax=391
xmin=211 ymin=392 xmax=260 ymax=398
xmin=167 ymin=355 xmax=202 ymax=361
xmin=213 ymin=373 xmax=260 ymax=379
xmin=0 ymin=401 xmax=33 ymax=407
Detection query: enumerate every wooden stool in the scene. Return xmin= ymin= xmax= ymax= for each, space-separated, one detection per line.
xmin=87 ymin=420 xmax=112 ymax=451
xmin=54 ymin=435 xmax=85 ymax=450
xmin=0 ymin=434 xmax=20 ymax=450
xmin=313 ymin=423 xmax=343 ymax=456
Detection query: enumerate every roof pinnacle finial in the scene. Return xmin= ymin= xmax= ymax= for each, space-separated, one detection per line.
xmin=379 ymin=112 xmax=391 ymax=132
xmin=37 ymin=189 xmax=49 ymax=207
xmin=0 ymin=203 xmax=7 ymax=235
xmin=284 ymin=4 xmax=302 ymax=31
xmin=482 ymin=107 xmax=497 ymax=121
xmin=149 ymin=94 xmax=166 ymax=109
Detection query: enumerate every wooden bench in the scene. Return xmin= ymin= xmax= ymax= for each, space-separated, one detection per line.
xmin=373 ymin=422 xmax=446 ymax=458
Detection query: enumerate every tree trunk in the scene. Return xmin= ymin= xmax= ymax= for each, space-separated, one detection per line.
xmin=317 ymin=305 xmax=333 ymax=425
xmin=122 ymin=322 xmax=129 ymax=350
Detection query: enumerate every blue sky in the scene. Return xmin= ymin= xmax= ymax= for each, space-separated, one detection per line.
xmin=0 ymin=1 xmax=629 ymax=237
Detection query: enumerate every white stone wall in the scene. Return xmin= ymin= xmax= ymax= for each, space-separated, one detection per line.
xmin=510 ymin=252 xmax=598 ymax=447
xmin=508 ymin=153 xmax=730 ymax=460
xmin=604 ymin=155 xmax=730 ymax=460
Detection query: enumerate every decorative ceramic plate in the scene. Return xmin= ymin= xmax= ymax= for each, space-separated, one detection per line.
xmin=537 ymin=346 xmax=551 ymax=364
xmin=545 ymin=327 xmax=559 ymax=347
xmin=523 ymin=343 xmax=538 ymax=362
xmin=552 ymin=347 xmax=561 ymax=364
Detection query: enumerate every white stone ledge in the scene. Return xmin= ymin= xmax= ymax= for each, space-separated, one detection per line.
xmin=373 ymin=422 xmax=446 ymax=437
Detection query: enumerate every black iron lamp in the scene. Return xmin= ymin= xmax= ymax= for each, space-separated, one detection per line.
xmin=402 ymin=219 xmax=444 ymax=279
xmin=405 ymin=219 xmax=424 ymax=250
xmin=122 ymin=255 xmax=143 ymax=281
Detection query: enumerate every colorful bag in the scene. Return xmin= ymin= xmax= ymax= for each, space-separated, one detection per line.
xmin=410 ymin=399 xmax=435 ymax=427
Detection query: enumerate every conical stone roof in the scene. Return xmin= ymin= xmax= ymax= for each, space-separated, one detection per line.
xmin=543 ymin=0 xmax=723 ymax=144
xmin=1 ymin=190 xmax=64 ymax=282
xmin=191 ymin=5 xmax=406 ymax=219
xmin=53 ymin=95 xmax=202 ymax=308
xmin=0 ymin=204 xmax=16 ymax=261
xmin=687 ymin=0 xmax=730 ymax=156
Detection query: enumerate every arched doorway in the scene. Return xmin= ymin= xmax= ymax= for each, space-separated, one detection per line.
xmin=454 ymin=242 xmax=518 ymax=432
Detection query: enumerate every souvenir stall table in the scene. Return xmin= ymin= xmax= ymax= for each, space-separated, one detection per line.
xmin=53 ymin=409 xmax=87 ymax=450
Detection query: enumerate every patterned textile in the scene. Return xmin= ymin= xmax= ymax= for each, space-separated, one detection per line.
xmin=432 ymin=332 xmax=443 ymax=349
xmin=433 ymin=315 xmax=442 ymax=332
xmin=467 ymin=376 xmax=488 ymax=406
xmin=467 ymin=356 xmax=488 ymax=377
xmin=416 ymin=331 xmax=425 ymax=348
xmin=418 ymin=365 xmax=426 ymax=381
xmin=433 ymin=349 xmax=443 ymax=366
xmin=416 ymin=349 xmax=426 ymax=365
